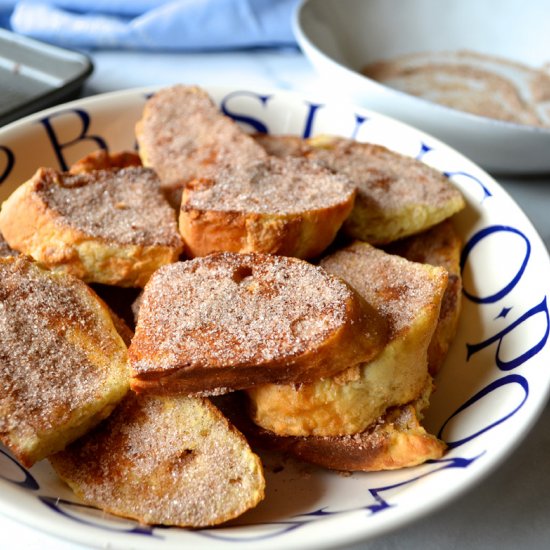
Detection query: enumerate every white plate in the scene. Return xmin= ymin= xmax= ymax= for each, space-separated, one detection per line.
xmin=1 ymin=85 xmax=550 ymax=549
xmin=294 ymin=0 xmax=550 ymax=174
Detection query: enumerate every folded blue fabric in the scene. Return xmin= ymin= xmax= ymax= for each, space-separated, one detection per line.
xmin=0 ymin=0 xmax=299 ymax=50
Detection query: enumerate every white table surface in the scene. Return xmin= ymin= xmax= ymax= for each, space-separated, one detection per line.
xmin=1 ymin=47 xmax=549 ymax=550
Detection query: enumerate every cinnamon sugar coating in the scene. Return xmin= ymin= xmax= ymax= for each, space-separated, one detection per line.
xmin=0 ymin=256 xmax=129 ymax=467
xmin=129 ymin=252 xmax=387 ymax=395
xmin=50 ymin=393 xmax=265 ymax=527
xmin=136 ymin=85 xmax=268 ymax=204
xmin=0 ymin=167 xmax=183 ymax=287
xmin=34 ymin=167 xmax=181 ymax=247
xmin=184 ymin=156 xmax=354 ymax=214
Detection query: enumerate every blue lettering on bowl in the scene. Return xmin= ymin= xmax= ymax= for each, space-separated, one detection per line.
xmin=0 ymin=448 xmax=39 ymax=490
xmin=220 ymin=91 xmax=271 ymax=134
xmin=0 ymin=144 xmax=15 ymax=185
xmin=461 ymin=225 xmax=531 ymax=304
xmin=438 ymin=374 xmax=528 ymax=447
xmin=39 ymin=109 xmax=107 ymax=171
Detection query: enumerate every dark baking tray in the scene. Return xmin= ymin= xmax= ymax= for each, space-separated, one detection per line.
xmin=0 ymin=29 xmax=93 ymax=127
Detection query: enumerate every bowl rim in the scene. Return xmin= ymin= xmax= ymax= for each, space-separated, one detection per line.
xmin=292 ymin=0 xmax=550 ymax=136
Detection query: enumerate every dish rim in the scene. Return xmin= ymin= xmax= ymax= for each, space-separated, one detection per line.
xmin=292 ymin=0 xmax=550 ymax=136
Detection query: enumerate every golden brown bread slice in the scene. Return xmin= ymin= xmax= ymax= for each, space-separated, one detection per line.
xmin=69 ymin=149 xmax=142 ymax=174
xmin=0 ymin=256 xmax=129 ymax=467
xmin=0 ymin=166 xmax=183 ymax=287
xmin=247 ymin=242 xmax=447 ymax=436
xmin=2 ymin=224 xmax=134 ymax=344
xmin=386 ymin=219 xmax=463 ymax=375
xmin=179 ymin=157 xmax=356 ymax=259
xmin=2 ymin=226 xmax=136 ymax=347
xmin=136 ymin=85 xmax=269 ymax=207
xmin=50 ymin=393 xmax=265 ymax=527
xmin=216 ymin=390 xmax=446 ymax=472
xmin=129 ymin=252 xmax=388 ymax=395
xmin=254 ymin=133 xmax=465 ymax=244
xmin=255 ymin=403 xmax=446 ymax=471
xmin=308 ymin=135 xmax=465 ymax=244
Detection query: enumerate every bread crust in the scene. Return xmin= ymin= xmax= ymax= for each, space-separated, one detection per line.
xmin=129 ymin=253 xmax=388 ymax=395
xmin=0 ymin=167 xmax=183 ymax=287
xmin=253 ymin=133 xmax=309 ymax=157
xmin=180 ymin=191 xmax=355 ymax=259
xmin=247 ymin=243 xmax=447 ymax=436
xmin=251 ymin=406 xmax=446 ymax=471
xmin=50 ymin=393 xmax=265 ymax=527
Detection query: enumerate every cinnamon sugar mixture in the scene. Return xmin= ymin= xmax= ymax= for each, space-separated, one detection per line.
xmin=0 ymin=258 xmax=124 ymax=436
xmin=363 ymin=50 xmax=550 ymax=127
xmin=185 ymin=156 xmax=355 ymax=214
xmin=321 ymin=243 xmax=444 ymax=339
xmin=307 ymin=139 xmax=457 ymax=211
xmin=131 ymin=253 xmax=351 ymax=373
xmin=34 ymin=167 xmax=181 ymax=247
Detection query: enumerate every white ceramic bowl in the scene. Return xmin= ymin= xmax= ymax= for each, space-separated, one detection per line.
xmin=294 ymin=0 xmax=550 ymax=174
xmin=1 ymin=86 xmax=550 ymax=549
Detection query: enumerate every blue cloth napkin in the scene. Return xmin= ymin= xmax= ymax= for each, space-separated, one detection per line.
xmin=0 ymin=0 xmax=299 ymax=50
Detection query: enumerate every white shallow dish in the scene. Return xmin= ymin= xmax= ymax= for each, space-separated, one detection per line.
xmin=1 ymin=85 xmax=550 ymax=549
xmin=294 ymin=0 xmax=550 ymax=174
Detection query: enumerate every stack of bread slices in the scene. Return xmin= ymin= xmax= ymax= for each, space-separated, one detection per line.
xmin=0 ymin=85 xmax=464 ymax=527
